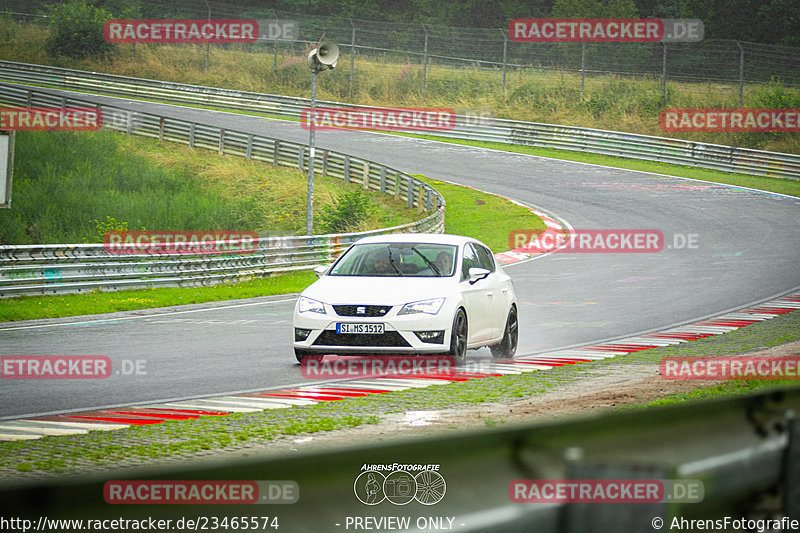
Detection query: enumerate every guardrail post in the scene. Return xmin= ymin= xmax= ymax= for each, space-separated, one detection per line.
xmin=189 ymin=123 xmax=195 ymax=148
xmin=394 ymin=172 xmax=400 ymax=200
xmin=126 ymin=111 xmax=133 ymax=135
xmin=362 ymin=162 xmax=370 ymax=190
xmin=218 ymin=129 xmax=225 ymax=155
xmin=322 ymin=150 xmax=328 ymax=178
xmin=158 ymin=117 xmax=165 ymax=141
xmin=298 ymin=146 xmax=305 ymax=172
xmin=379 ymin=167 xmax=386 ymax=193
xmin=661 ymin=42 xmax=668 ymax=104
xmin=344 ymin=156 xmax=350 ymax=182
xmin=417 ymin=184 xmax=424 ymax=213
xmin=273 ymin=140 xmax=280 ymax=166
xmin=246 ymin=135 xmax=253 ymax=160
xmin=26 ymin=90 xmax=32 ymax=107
xmin=407 ymin=178 xmax=414 ymax=208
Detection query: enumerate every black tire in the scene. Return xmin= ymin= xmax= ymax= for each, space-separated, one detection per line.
xmin=490 ymin=305 xmax=518 ymax=360
xmin=448 ymin=308 xmax=468 ymax=366
xmin=295 ymin=348 xmax=310 ymax=363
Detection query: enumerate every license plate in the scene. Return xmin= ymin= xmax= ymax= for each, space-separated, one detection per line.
xmin=336 ymin=323 xmax=384 ymax=334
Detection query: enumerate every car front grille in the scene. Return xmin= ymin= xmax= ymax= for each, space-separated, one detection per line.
xmin=333 ymin=305 xmax=392 ymax=317
xmin=313 ymin=331 xmax=411 ymax=347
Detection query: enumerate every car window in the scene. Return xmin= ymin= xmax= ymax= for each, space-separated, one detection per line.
xmin=461 ymin=243 xmax=479 ymax=281
xmin=474 ymin=244 xmax=496 ymax=273
xmin=329 ymin=243 xmax=457 ymax=277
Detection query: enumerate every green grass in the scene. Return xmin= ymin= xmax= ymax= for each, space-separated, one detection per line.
xmin=2 ymin=310 xmax=797 ymax=477
xmin=416 ymin=175 xmax=546 ymax=253
xmin=0 ymin=270 xmax=316 ymax=322
xmin=0 ymin=130 xmax=419 ymax=245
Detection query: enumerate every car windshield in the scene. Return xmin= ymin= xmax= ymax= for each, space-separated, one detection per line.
xmin=328 ymin=243 xmax=458 ymax=277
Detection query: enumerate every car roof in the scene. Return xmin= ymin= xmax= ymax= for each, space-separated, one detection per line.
xmin=353 ymin=233 xmax=481 ymax=247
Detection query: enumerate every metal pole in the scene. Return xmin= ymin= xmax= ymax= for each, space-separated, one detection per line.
xmin=349 ymin=19 xmax=356 ymax=98
xmin=737 ymin=41 xmax=744 ymax=107
xmin=133 ymin=0 xmax=138 ymax=60
xmin=422 ymin=24 xmax=429 ymax=97
xmin=580 ymin=42 xmax=585 ymax=95
xmin=502 ymin=31 xmax=508 ymax=91
xmin=306 ymin=70 xmax=317 ymax=235
xmin=661 ymin=42 xmax=667 ymax=104
xmin=273 ymin=10 xmax=279 ymax=71
xmin=204 ymin=0 xmax=211 ymax=71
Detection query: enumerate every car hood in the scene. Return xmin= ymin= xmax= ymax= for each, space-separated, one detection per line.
xmin=302 ymin=275 xmax=459 ymax=306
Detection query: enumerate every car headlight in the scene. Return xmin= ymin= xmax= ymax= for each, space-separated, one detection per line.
xmin=298 ymin=296 xmax=326 ymax=315
xmin=398 ymin=297 xmax=445 ymax=316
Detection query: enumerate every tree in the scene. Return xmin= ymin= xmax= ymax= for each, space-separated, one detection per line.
xmin=45 ymin=0 xmax=114 ymax=60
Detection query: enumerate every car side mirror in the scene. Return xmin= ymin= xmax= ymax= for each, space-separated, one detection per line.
xmin=468 ymin=267 xmax=490 ymax=284
xmin=313 ymin=265 xmax=329 ymax=278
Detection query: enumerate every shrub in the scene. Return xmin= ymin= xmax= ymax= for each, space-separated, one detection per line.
xmin=318 ymin=188 xmax=377 ymax=234
xmin=44 ymin=0 xmax=114 ymax=60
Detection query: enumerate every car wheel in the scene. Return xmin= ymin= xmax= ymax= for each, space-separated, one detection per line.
xmin=295 ymin=348 xmax=310 ymax=363
xmin=490 ymin=305 xmax=518 ymax=360
xmin=448 ymin=308 xmax=468 ymax=366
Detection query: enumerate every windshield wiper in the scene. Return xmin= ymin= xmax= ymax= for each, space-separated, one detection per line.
xmin=410 ymin=246 xmax=442 ymax=276
xmin=387 ymin=247 xmax=404 ymax=277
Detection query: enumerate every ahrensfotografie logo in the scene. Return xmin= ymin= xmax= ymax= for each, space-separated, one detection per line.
xmin=354 ymin=463 xmax=446 ymax=506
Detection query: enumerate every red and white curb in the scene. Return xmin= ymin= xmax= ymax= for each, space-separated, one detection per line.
xmin=2 ymin=291 xmax=798 ymax=441
xmin=495 ymin=208 xmax=568 ymax=265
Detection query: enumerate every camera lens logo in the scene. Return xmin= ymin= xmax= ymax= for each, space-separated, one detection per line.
xmin=354 ymin=470 xmax=446 ymax=505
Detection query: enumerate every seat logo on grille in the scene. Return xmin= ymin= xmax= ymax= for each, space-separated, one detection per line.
xmin=357 ymin=306 xmax=366 ymax=314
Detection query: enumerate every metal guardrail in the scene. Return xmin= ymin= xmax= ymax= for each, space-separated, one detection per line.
xmin=2 ymin=385 xmax=798 ymax=531
xmin=2 ymin=60 xmax=799 ymax=180
xmin=0 ymin=83 xmax=444 ymax=297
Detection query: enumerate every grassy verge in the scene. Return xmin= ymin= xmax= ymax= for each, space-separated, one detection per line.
xmin=3 ymin=310 xmax=797 ymax=477
xmin=1 ymin=18 xmax=799 ymax=154
xmin=0 ymin=130 xmax=418 ymax=244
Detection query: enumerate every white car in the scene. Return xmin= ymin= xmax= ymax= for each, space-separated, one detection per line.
xmin=292 ymin=233 xmax=518 ymax=365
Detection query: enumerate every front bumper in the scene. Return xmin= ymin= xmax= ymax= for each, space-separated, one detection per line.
xmin=293 ymin=306 xmax=453 ymax=355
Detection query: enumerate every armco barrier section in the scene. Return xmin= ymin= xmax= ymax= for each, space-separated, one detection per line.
xmin=1 ymin=385 xmax=798 ymax=531
xmin=2 ymin=60 xmax=799 ymax=179
xmin=0 ymin=84 xmax=444 ymax=297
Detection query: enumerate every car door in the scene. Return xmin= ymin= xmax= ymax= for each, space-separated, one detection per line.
xmin=473 ymin=243 xmax=506 ymax=340
xmin=459 ymin=243 xmax=494 ymax=343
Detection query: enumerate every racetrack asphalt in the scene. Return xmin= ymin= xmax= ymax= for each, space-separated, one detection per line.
xmin=1 ymin=88 xmax=798 ymax=419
